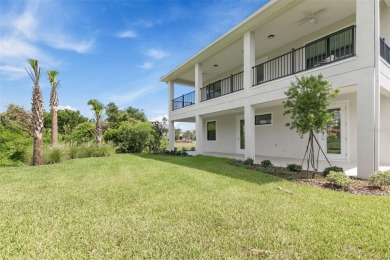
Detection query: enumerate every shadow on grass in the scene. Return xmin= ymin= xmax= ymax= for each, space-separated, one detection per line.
xmin=134 ymin=154 xmax=282 ymax=186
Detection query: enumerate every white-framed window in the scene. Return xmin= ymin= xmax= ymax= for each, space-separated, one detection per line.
xmin=255 ymin=113 xmax=272 ymax=126
xmin=207 ymin=121 xmax=216 ymax=141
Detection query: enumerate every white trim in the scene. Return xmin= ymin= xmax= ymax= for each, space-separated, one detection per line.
xmin=206 ymin=120 xmax=217 ymax=142
xmin=255 ymin=112 xmax=273 ymax=127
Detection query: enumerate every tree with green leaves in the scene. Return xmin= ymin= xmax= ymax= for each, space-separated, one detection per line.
xmin=44 ymin=109 xmax=88 ymax=136
xmin=283 ymin=74 xmax=339 ymax=174
xmin=26 ymin=59 xmax=44 ymax=166
xmin=47 ymin=70 xmax=60 ymax=147
xmin=87 ymin=99 xmax=104 ymax=145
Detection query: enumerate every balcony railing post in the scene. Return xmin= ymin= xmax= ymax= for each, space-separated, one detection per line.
xmin=230 ymin=74 xmax=234 ymax=93
xmin=291 ymin=48 xmax=295 ymax=74
xmin=181 ymin=95 xmax=184 ymax=108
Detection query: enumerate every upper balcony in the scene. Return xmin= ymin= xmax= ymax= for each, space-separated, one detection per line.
xmin=253 ymin=26 xmax=355 ymax=85
xmin=381 ymin=38 xmax=390 ymax=64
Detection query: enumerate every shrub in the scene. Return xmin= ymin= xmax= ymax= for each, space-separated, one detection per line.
xmin=370 ymin=170 xmax=390 ymax=189
xmin=45 ymin=147 xmax=64 ymax=164
xmin=190 ymin=147 xmax=196 ymax=151
xmin=66 ymin=122 xmax=95 ymax=144
xmin=326 ymin=171 xmax=351 ymax=190
xmin=286 ymin=163 xmax=302 ymax=172
xmin=104 ymin=122 xmax=153 ymax=153
xmin=243 ymin=157 xmax=254 ymax=165
xmin=229 ymin=159 xmax=244 ymax=166
xmin=323 ymin=166 xmax=343 ymax=177
xmin=0 ymin=124 xmax=31 ymax=167
xmin=261 ymin=160 xmax=273 ymax=168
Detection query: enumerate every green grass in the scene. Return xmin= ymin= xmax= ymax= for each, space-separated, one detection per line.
xmin=174 ymin=141 xmax=195 ymax=150
xmin=0 ymin=154 xmax=389 ymax=258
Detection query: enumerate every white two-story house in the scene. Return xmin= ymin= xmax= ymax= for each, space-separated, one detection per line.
xmin=161 ymin=0 xmax=390 ymax=179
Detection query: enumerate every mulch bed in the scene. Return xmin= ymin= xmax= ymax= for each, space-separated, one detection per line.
xmin=247 ymin=164 xmax=389 ymax=196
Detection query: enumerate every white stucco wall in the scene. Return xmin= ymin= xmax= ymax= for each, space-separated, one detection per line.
xmin=201 ymin=93 xmax=360 ymax=164
xmin=380 ymin=94 xmax=390 ymax=165
xmin=381 ymin=2 xmax=390 ymax=41
xmin=202 ymin=115 xmax=237 ymax=153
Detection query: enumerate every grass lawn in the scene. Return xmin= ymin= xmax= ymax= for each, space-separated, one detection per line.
xmin=0 ymin=154 xmax=389 ymax=258
xmin=174 ymin=141 xmax=195 ymax=150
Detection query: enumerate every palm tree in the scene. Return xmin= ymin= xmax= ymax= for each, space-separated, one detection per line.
xmin=87 ymin=99 xmax=104 ymax=145
xmin=25 ymin=59 xmax=43 ymax=165
xmin=47 ymin=70 xmax=59 ymax=147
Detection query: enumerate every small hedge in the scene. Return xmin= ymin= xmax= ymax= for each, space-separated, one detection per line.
xmin=370 ymin=170 xmax=390 ymax=189
xmin=326 ymin=171 xmax=351 ymax=190
xmin=323 ymin=166 xmax=344 ymax=177
xmin=261 ymin=160 xmax=273 ymax=168
xmin=286 ymin=163 xmax=302 ymax=172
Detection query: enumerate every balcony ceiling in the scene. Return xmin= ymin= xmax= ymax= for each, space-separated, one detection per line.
xmin=168 ymin=0 xmax=355 ymax=87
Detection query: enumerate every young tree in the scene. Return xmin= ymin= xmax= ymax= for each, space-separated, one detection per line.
xmin=283 ymin=74 xmax=339 ymax=174
xmin=26 ymin=59 xmax=44 ymax=166
xmin=47 ymin=70 xmax=60 ymax=146
xmin=87 ymin=99 xmax=104 ymax=145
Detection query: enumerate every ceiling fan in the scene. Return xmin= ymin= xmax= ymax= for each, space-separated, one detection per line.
xmin=297 ymin=8 xmax=326 ymax=26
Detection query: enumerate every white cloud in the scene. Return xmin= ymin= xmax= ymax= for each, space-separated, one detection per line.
xmin=0 ymin=65 xmax=27 ymax=80
xmin=150 ymin=114 xmax=168 ymax=122
xmin=0 ymin=0 xmax=95 ymax=80
xmin=145 ymin=48 xmax=169 ymax=59
xmin=58 ymin=105 xmax=78 ymax=111
xmin=110 ymin=85 xmax=164 ymax=105
xmin=137 ymin=61 xmax=154 ymax=70
xmin=116 ymin=30 xmax=138 ymax=39
xmin=132 ymin=19 xmax=155 ymax=28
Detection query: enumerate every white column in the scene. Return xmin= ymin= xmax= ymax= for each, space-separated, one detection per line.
xmin=195 ymin=114 xmax=203 ymax=154
xmin=243 ymin=31 xmax=255 ymax=90
xmin=195 ymin=63 xmax=203 ymax=104
xmin=168 ymin=81 xmax=174 ymax=112
xmin=169 ymin=120 xmax=175 ymax=151
xmin=244 ymin=104 xmax=255 ymax=160
xmin=356 ymin=0 xmax=380 ymax=178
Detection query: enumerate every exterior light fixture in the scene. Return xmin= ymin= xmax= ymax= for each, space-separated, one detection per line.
xmin=268 ymin=34 xmax=275 ymax=39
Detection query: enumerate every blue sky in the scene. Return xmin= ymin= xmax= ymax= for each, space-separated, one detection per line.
xmin=0 ymin=0 xmax=268 ymax=130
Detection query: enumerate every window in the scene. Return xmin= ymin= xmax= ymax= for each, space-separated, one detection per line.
xmin=255 ymin=113 xmax=272 ymax=125
xmin=326 ymin=108 xmax=341 ymax=154
xmin=207 ymin=121 xmax=216 ymax=141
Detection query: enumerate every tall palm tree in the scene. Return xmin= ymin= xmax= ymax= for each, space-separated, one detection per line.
xmin=47 ymin=70 xmax=59 ymax=147
xmin=25 ymin=59 xmax=43 ymax=165
xmin=87 ymin=99 xmax=104 ymax=145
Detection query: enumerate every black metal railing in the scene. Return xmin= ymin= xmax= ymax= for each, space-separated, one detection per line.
xmin=172 ymin=91 xmax=195 ymax=110
xmin=253 ymin=26 xmax=356 ymax=86
xmin=380 ymin=38 xmax=390 ymax=64
xmin=200 ymin=71 xmax=243 ymax=101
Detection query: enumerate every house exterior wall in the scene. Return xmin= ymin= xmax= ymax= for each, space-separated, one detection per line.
xmin=381 ymin=94 xmax=390 ymax=165
xmin=381 ymin=3 xmax=390 ymax=41
xmin=164 ymin=0 xmax=390 ymax=178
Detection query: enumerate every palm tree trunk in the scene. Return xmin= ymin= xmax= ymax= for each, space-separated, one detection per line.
xmin=96 ymin=120 xmax=102 ymax=145
xmin=33 ymin=132 xmax=43 ymax=165
xmin=51 ymin=106 xmax=58 ymax=146
xmin=32 ymin=83 xmax=44 ymax=166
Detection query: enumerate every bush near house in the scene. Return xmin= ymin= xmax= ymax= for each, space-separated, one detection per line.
xmin=261 ymin=160 xmax=273 ymax=168
xmin=370 ymin=170 xmax=390 ymax=189
xmin=286 ymin=163 xmax=302 ymax=172
xmin=326 ymin=171 xmax=352 ymax=190
xmin=322 ymin=166 xmax=344 ymax=177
